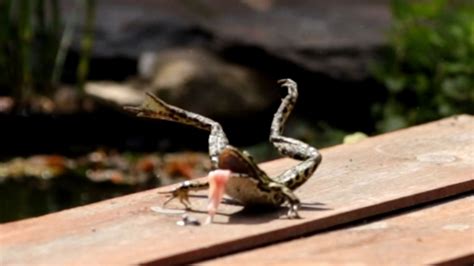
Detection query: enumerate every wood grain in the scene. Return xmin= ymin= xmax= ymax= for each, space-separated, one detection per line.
xmin=204 ymin=194 xmax=474 ymax=265
xmin=0 ymin=115 xmax=473 ymax=265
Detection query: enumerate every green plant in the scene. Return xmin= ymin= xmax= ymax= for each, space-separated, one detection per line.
xmin=1 ymin=0 xmax=60 ymax=101
xmin=0 ymin=0 xmax=96 ymax=105
xmin=373 ymin=0 xmax=474 ymax=131
xmin=76 ymin=0 xmax=95 ymax=92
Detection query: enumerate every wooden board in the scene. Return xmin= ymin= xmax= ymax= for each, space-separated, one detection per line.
xmin=1 ymin=115 xmax=473 ymax=265
xmin=203 ymin=194 xmax=474 ymax=265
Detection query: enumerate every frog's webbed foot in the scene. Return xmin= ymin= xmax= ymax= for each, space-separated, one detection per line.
xmin=125 ymin=92 xmax=230 ymax=170
xmin=159 ymin=180 xmax=209 ymax=209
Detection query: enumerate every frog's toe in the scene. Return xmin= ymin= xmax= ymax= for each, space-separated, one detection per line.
xmin=162 ymin=195 xmax=175 ymax=207
xmin=159 ymin=189 xmax=176 ymax=206
xmin=159 ymin=187 xmax=190 ymax=208
xmin=179 ymin=195 xmax=192 ymax=209
xmin=277 ymin=78 xmax=296 ymax=87
xmin=287 ymin=203 xmax=301 ymax=219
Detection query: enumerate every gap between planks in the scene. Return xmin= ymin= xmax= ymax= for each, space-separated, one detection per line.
xmin=0 ymin=115 xmax=473 ymax=265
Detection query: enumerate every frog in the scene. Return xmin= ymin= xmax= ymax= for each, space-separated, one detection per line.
xmin=124 ymin=79 xmax=322 ymax=223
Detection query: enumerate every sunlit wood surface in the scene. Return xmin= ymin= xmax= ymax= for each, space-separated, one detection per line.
xmin=1 ymin=115 xmax=472 ymax=265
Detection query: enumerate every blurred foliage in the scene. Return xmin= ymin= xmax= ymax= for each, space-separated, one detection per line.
xmin=0 ymin=0 xmax=95 ymax=104
xmin=373 ymin=0 xmax=474 ymax=131
xmin=76 ymin=0 xmax=95 ymax=92
xmin=0 ymin=0 xmax=61 ymax=100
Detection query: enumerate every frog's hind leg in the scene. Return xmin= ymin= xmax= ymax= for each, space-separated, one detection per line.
xmin=124 ymin=92 xmax=229 ymax=169
xmin=269 ymin=79 xmax=322 ymax=190
xmin=126 ymin=92 xmax=231 ymax=212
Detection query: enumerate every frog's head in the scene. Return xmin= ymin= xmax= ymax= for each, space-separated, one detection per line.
xmin=206 ymin=146 xmax=268 ymax=223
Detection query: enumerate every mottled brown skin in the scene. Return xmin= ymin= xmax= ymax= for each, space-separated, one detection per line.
xmin=125 ymin=79 xmax=322 ymax=218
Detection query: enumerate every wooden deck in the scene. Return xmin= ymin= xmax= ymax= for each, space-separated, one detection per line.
xmin=1 ymin=115 xmax=473 ymax=265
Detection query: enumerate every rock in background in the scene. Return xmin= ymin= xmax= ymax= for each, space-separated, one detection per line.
xmin=71 ymin=0 xmax=392 ymax=148
xmin=65 ymin=0 xmax=391 ymax=81
xmin=140 ymin=48 xmax=277 ymax=117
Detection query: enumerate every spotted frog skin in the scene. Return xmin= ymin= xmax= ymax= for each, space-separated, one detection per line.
xmin=125 ymin=79 xmax=322 ymax=221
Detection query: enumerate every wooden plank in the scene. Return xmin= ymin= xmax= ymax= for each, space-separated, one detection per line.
xmin=1 ymin=115 xmax=473 ymax=265
xmin=203 ymin=194 xmax=474 ymax=265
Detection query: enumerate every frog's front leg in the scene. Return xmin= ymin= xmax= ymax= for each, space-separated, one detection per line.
xmin=160 ymin=169 xmax=247 ymax=223
xmin=159 ymin=180 xmax=209 ymax=209
xmin=159 ymin=170 xmax=230 ymax=211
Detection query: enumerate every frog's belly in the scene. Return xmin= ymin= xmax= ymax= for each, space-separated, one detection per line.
xmin=225 ymin=176 xmax=278 ymax=206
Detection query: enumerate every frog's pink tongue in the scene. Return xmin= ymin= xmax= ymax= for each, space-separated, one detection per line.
xmin=206 ymin=169 xmax=231 ymax=223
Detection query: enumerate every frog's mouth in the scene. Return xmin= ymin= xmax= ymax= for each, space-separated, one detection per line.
xmin=206 ymin=169 xmax=231 ymax=224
